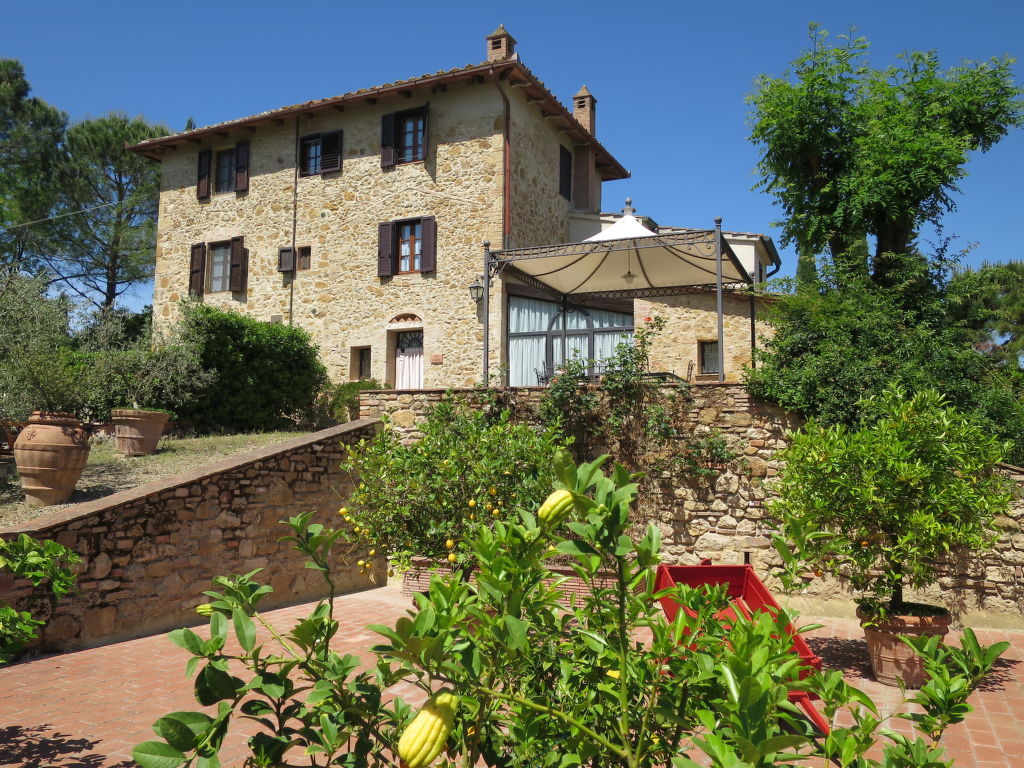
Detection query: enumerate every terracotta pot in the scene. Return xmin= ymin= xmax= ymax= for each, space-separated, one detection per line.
xmin=111 ymin=409 xmax=170 ymax=456
xmin=12 ymin=412 xmax=91 ymax=506
xmin=858 ymin=606 xmax=952 ymax=688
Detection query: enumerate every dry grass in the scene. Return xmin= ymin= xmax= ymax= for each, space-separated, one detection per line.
xmin=0 ymin=431 xmax=304 ymax=529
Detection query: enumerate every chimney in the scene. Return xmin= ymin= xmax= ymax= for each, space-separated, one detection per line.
xmin=485 ymin=25 xmax=516 ymax=62
xmin=573 ymin=85 xmax=597 ymax=135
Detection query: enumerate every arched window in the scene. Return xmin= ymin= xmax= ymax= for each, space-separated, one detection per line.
xmin=507 ymin=296 xmax=632 ymax=386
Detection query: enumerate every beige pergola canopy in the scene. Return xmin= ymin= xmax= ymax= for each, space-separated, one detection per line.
xmin=493 ymin=214 xmax=754 ymax=300
xmin=476 ymin=213 xmax=779 ymax=383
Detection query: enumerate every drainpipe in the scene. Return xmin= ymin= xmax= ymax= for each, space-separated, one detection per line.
xmin=714 ymin=217 xmax=725 ymax=383
xmin=482 ymin=242 xmax=491 ymax=384
xmin=288 ymin=114 xmax=300 ymax=325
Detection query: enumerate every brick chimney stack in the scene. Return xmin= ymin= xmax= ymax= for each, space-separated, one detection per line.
xmin=485 ymin=25 xmax=517 ymax=62
xmin=573 ymin=85 xmax=597 ymax=135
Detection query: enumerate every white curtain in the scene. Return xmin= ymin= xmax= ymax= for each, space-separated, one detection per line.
xmin=594 ymin=330 xmax=633 ymax=363
xmin=509 ymin=296 xmax=558 ymax=333
xmin=396 ymin=347 xmax=423 ymax=389
xmin=508 ymin=335 xmax=546 ymax=386
xmin=552 ymin=334 xmax=589 ymax=366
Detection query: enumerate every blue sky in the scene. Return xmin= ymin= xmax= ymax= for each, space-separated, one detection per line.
xmin=4 ymin=0 xmax=1022 ymax=309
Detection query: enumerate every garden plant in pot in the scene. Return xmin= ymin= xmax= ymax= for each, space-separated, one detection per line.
xmin=770 ymin=386 xmax=1012 ymax=687
xmin=86 ymin=319 xmax=213 ymax=456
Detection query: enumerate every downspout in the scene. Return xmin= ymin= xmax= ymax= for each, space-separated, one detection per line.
xmin=714 ymin=217 xmax=725 ymax=383
xmin=288 ymin=114 xmax=300 ymax=325
xmin=488 ymin=67 xmax=512 ymax=385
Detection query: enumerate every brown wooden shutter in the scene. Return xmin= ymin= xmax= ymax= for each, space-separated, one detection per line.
xmin=420 ymin=216 xmax=436 ymax=272
xmin=420 ymin=103 xmax=429 ymax=162
xmin=297 ymin=246 xmax=311 ymax=270
xmin=320 ymin=131 xmax=342 ymax=173
xmin=278 ymin=247 xmax=295 ymax=272
xmin=189 ymin=243 xmax=206 ymax=296
xmin=380 ymin=114 xmax=396 ymax=169
xmin=229 ymin=236 xmax=246 ymax=292
xmin=234 ymin=141 xmax=249 ymax=191
xmin=197 ymin=149 xmax=211 ymax=200
xmin=377 ymin=222 xmax=394 ymax=276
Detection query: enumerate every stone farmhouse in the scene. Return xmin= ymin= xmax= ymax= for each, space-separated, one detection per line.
xmin=130 ymin=27 xmax=780 ymax=389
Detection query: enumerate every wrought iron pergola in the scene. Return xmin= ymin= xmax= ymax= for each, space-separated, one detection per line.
xmin=478 ymin=217 xmax=771 ymax=384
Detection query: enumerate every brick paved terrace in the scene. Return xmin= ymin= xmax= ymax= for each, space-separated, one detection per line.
xmin=1 ymin=581 xmax=1021 ymax=768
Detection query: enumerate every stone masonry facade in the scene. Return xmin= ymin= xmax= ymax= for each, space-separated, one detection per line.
xmin=138 ymin=30 xmax=626 ymax=392
xmin=360 ymin=384 xmax=1024 ymax=627
xmin=0 ymin=421 xmax=383 ymax=653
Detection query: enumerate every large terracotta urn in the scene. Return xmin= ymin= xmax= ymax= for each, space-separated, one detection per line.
xmin=858 ymin=606 xmax=952 ymax=688
xmin=111 ymin=409 xmax=169 ymax=456
xmin=13 ymin=412 xmax=91 ymax=506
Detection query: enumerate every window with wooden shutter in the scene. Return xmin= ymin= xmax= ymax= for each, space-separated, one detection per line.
xmin=297 ymin=246 xmax=312 ymax=270
xmin=558 ymin=145 xmax=572 ymax=200
xmin=378 ymin=221 xmax=394 ymax=277
xmin=380 ymin=114 xmax=396 ymax=169
xmin=420 ymin=216 xmax=437 ymax=272
xmin=189 ymin=243 xmax=207 ymax=296
xmin=234 ymin=141 xmax=249 ymax=191
xmin=278 ymin=247 xmax=295 ymax=272
xmin=320 ymin=131 xmax=342 ymax=173
xmin=197 ymin=149 xmax=211 ymax=200
xmin=229 ymin=236 xmax=247 ymax=292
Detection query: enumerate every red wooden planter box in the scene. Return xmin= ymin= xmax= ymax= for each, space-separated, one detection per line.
xmin=654 ymin=561 xmax=830 ymax=735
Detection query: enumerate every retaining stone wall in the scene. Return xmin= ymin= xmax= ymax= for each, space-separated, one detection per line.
xmin=360 ymin=385 xmax=1024 ymax=627
xmin=0 ymin=420 xmax=383 ymax=653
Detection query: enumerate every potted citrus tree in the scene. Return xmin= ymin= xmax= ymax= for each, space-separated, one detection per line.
xmin=770 ymin=386 xmax=1012 ymax=687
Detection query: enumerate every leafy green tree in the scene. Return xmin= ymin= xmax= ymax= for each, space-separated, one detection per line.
xmin=0 ymin=59 xmax=66 ymax=270
xmin=949 ymin=261 xmax=1024 ymax=366
xmin=45 ymin=113 xmax=167 ymax=311
xmin=748 ymin=26 xmax=1023 ymax=286
xmin=745 ymin=267 xmax=1024 ymax=464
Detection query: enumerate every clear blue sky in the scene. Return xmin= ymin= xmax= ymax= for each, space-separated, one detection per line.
xmin=4 ymin=0 xmax=1022 ymax=309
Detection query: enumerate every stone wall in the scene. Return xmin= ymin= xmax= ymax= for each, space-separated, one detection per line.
xmin=0 ymin=421 xmax=383 ymax=653
xmin=360 ymin=385 xmax=1024 ymax=627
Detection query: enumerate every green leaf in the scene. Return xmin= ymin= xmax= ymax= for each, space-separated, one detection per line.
xmin=168 ymin=628 xmax=204 ymax=656
xmin=232 ymin=609 xmax=256 ymax=652
xmin=503 ymin=615 xmax=528 ymax=650
xmin=132 ymin=741 xmax=187 ymax=768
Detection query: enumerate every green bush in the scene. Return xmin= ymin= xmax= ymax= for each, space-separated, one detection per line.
xmin=321 ymin=378 xmax=382 ymax=423
xmin=175 ymin=302 xmax=328 ymax=432
xmin=340 ymin=396 xmax=566 ymax=570
xmin=771 ymin=387 xmax=1013 ymax=616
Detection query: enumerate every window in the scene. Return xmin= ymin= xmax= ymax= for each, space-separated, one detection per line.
xmin=207 ymin=242 xmax=232 ymax=293
xmin=558 ymin=145 xmax=572 ymax=200
xmin=506 ymin=295 xmax=633 ymax=386
xmin=699 ymin=340 xmax=720 ymax=375
xmin=198 ymin=142 xmax=248 ymax=199
xmin=215 ymin=149 xmax=235 ymax=193
xmin=381 ymin=106 xmax=429 ymax=168
xmin=377 ymin=216 xmax=436 ymax=276
xmin=297 ymin=246 xmax=311 ymax=270
xmin=398 ymin=221 xmax=421 ymax=273
xmin=398 ymin=109 xmax=426 ymax=163
xmin=190 ymin=237 xmax=248 ymax=296
xmin=300 ymin=131 xmax=342 ymax=176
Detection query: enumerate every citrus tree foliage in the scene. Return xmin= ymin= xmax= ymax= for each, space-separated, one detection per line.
xmin=770 ymin=388 xmax=1012 ymax=616
xmin=745 ymin=267 xmax=1024 ymax=465
xmin=340 ymin=397 xmax=565 ymax=570
xmin=0 ymin=534 xmax=80 ymax=664
xmin=949 ymin=261 xmax=1024 ymax=367
xmin=748 ymin=26 xmax=1023 ymax=285
xmin=0 ymin=59 xmax=66 ymax=271
xmin=135 ymin=454 xmax=1004 ymax=768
